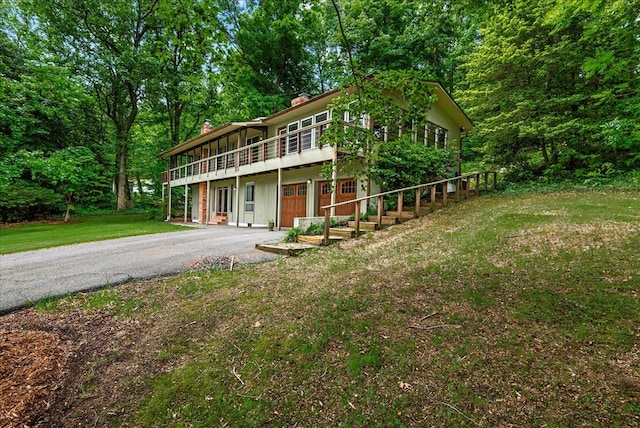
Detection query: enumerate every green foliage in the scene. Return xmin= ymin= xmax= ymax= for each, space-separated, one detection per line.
xmin=283 ymin=227 xmax=302 ymax=243
xmin=29 ymin=147 xmax=103 ymax=221
xmin=321 ymin=70 xmax=437 ymax=183
xmin=370 ymin=135 xmax=453 ymax=190
xmin=458 ymin=0 xmax=640 ymax=179
xmin=0 ymin=179 xmax=62 ymax=222
xmin=337 ymin=0 xmax=463 ymax=83
xmin=304 ymin=222 xmax=324 ymax=236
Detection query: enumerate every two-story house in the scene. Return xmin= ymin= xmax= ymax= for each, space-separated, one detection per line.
xmin=160 ymin=81 xmax=473 ymax=229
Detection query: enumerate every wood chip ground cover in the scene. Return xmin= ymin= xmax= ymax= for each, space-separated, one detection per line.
xmin=1 ymin=189 xmax=638 ymax=427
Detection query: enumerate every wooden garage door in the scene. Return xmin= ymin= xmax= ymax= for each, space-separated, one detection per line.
xmin=317 ymin=178 xmax=357 ymax=216
xmin=281 ymin=183 xmax=307 ymax=227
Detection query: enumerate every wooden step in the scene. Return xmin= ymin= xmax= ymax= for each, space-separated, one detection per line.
xmin=385 ymin=210 xmax=416 ymax=219
xmin=328 ymin=227 xmax=362 ymax=238
xmin=297 ymin=235 xmax=344 ymax=246
xmin=368 ymin=215 xmax=399 ymax=225
xmin=347 ymin=221 xmax=379 ymax=230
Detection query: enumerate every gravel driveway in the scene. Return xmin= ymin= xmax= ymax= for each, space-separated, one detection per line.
xmin=0 ymin=226 xmax=285 ymax=314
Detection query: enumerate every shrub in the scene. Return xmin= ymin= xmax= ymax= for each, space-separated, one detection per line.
xmin=0 ymin=179 xmax=63 ymax=222
xmin=304 ymin=223 xmax=324 ymax=236
xmin=283 ymin=227 xmax=302 ymax=243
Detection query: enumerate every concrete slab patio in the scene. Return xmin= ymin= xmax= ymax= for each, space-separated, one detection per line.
xmin=0 ymin=227 xmax=285 ymax=314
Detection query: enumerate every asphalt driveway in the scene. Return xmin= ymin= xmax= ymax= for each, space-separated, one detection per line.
xmin=0 ymin=226 xmax=285 ymax=314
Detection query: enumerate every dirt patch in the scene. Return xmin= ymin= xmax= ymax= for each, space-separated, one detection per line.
xmin=0 ymin=298 xmax=162 ymax=428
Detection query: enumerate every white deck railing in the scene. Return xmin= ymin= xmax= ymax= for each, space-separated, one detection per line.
xmin=165 ymin=119 xmax=333 ymax=184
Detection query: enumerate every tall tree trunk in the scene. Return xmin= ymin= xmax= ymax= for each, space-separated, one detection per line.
xmin=540 ymin=139 xmax=551 ymax=168
xmin=116 ymin=142 xmax=129 ymax=210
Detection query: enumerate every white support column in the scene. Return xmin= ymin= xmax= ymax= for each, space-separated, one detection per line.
xmin=166 ymin=184 xmax=171 ymax=221
xmin=183 ymin=184 xmax=188 ymax=223
xmin=277 ymin=168 xmax=282 ymax=230
xmin=205 ymin=180 xmax=210 ymax=226
xmin=235 ymin=175 xmax=240 ymax=227
xmin=330 ymin=148 xmax=338 ymax=217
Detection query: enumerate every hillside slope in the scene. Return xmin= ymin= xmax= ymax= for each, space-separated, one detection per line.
xmin=2 ymin=188 xmax=639 ymax=427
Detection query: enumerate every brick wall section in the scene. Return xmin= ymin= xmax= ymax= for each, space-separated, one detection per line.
xmin=198 ymin=182 xmax=207 ymax=223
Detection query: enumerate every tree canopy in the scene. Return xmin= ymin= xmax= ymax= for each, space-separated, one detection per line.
xmin=1 ymin=0 xmax=638 ymax=220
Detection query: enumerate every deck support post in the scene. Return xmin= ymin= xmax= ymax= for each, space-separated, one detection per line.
xmin=235 ymin=175 xmax=240 ymax=227
xmin=205 ymin=180 xmax=210 ymax=225
xmin=377 ymin=195 xmax=383 ymax=228
xmin=397 ymin=191 xmax=404 ymax=223
xmin=277 ymin=168 xmax=282 ymax=230
xmin=167 ymin=183 xmax=171 ymax=222
xmin=465 ymin=176 xmax=470 ymax=199
xmin=354 ymin=200 xmax=361 ymax=236
xmin=442 ymin=182 xmax=448 ymax=207
xmin=323 ymin=208 xmax=330 ymax=245
xmin=184 ymin=184 xmax=188 ymax=223
xmin=430 ymin=185 xmax=436 ymax=212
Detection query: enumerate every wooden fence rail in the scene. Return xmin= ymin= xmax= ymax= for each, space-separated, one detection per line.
xmin=321 ymin=172 xmax=497 ymax=245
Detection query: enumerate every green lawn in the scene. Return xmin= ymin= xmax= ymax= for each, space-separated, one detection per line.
xmin=4 ymin=186 xmax=640 ymax=427
xmin=0 ymin=213 xmax=189 ymax=254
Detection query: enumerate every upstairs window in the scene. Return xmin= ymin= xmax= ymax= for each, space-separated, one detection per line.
xmin=424 ymin=122 xmax=448 ymax=148
xmin=285 ymin=110 xmax=330 ymax=155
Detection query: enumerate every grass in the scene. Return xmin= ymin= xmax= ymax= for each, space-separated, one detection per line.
xmin=0 ymin=213 xmax=188 ymax=254
xmin=5 ymin=184 xmax=640 ymax=427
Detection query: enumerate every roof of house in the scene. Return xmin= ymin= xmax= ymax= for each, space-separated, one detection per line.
xmin=160 ymin=80 xmax=473 ymax=158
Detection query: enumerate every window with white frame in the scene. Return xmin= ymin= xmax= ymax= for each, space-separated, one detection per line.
xmin=245 ymin=183 xmax=255 ymax=212
xmin=424 ymin=122 xmax=448 ymax=149
xmin=315 ymin=111 xmax=330 ymax=141
xmin=287 ymin=122 xmax=299 ymax=154
xmin=300 ymin=117 xmax=314 ymax=150
xmin=285 ymin=110 xmax=331 ymax=155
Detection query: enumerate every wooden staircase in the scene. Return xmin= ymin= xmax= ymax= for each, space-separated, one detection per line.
xmin=299 ymin=172 xmax=496 ymax=246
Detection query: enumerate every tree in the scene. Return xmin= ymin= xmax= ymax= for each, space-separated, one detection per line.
xmin=321 ymin=70 xmax=439 ymax=187
xmin=334 ymin=0 xmax=464 ymax=87
xmin=370 ymin=135 xmax=453 ymax=194
xmin=217 ymin=0 xmax=319 ymax=119
xmin=146 ymin=0 xmax=223 ymax=147
xmin=458 ymin=0 xmax=640 ymax=178
xmin=29 ymin=147 xmax=102 ymax=222
xmin=20 ymin=0 xmax=162 ymax=210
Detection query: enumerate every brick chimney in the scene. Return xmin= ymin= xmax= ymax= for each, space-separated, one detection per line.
xmin=291 ymin=93 xmax=310 ymax=107
xmin=200 ymin=119 xmax=212 ymax=135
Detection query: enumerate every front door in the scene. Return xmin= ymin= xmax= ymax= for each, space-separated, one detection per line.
xmin=281 ymin=183 xmax=307 ymax=227
xmin=317 ymin=178 xmax=357 ymax=216
xmin=216 ymin=187 xmax=229 ymax=216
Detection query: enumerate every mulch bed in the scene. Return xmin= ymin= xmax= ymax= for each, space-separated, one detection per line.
xmin=0 ymin=330 xmax=68 ymax=427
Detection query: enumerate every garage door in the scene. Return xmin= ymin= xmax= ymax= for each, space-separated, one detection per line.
xmin=317 ymin=178 xmax=357 ymax=216
xmin=281 ymin=183 xmax=307 ymax=227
